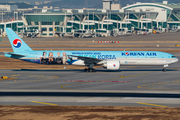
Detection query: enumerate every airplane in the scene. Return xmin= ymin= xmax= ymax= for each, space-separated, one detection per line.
xmin=4 ymin=28 xmax=178 ymax=72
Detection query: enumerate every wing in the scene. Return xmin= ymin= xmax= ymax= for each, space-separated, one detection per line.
xmin=68 ymin=55 xmax=103 ymax=65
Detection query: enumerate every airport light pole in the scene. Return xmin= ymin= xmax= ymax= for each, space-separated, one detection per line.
xmin=71 ymin=12 xmax=74 ymax=35
xmin=128 ymin=11 xmax=129 ymax=31
xmin=17 ymin=11 xmax=18 ymax=21
xmin=71 ymin=13 xmax=73 ymax=23
xmin=146 ymin=11 xmax=147 ymax=31
xmin=14 ymin=12 xmax=16 ymax=20
xmin=23 ymin=10 xmax=24 ymax=34
xmin=92 ymin=10 xmax=96 ymax=36
xmin=110 ymin=10 xmax=111 ymax=20
xmin=93 ymin=10 xmax=94 ymax=24
xmin=146 ymin=11 xmax=148 ymax=31
xmin=128 ymin=11 xmax=129 ymax=22
xmin=2 ymin=11 xmax=4 ymax=23
xmin=110 ymin=10 xmax=112 ymax=33
xmin=107 ymin=11 xmax=108 ymax=31
xmin=65 ymin=11 xmax=66 ymax=34
xmin=126 ymin=12 xmax=127 ymax=30
xmin=88 ymin=10 xmax=89 ymax=30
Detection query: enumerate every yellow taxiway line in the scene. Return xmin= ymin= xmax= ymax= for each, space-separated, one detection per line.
xmin=11 ymin=74 xmax=20 ymax=76
xmin=31 ymin=101 xmax=58 ymax=106
xmin=137 ymin=102 xmax=167 ymax=107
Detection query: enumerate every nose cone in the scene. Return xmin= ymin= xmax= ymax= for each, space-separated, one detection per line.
xmin=174 ymin=58 xmax=178 ymax=63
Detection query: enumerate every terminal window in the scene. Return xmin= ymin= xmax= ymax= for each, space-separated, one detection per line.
xmin=41 ymin=28 xmax=47 ymax=32
xmin=55 ymin=22 xmax=60 ymax=25
xmin=49 ymin=33 xmax=53 ymax=36
xmin=18 ymin=22 xmax=23 ymax=26
xmin=41 ymin=33 xmax=47 ymax=36
xmin=49 ymin=28 xmax=53 ymax=31
xmin=6 ymin=24 xmax=11 ymax=28
xmin=41 ymin=22 xmax=53 ymax=25
xmin=34 ymin=22 xmax=39 ymax=25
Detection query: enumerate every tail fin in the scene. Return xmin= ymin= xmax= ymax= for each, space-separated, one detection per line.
xmin=5 ymin=28 xmax=33 ymax=52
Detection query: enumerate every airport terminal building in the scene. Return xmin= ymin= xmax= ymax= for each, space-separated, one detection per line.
xmin=0 ymin=1 xmax=180 ymax=37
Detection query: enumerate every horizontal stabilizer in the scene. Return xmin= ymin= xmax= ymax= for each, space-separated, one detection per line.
xmin=4 ymin=52 xmax=26 ymax=57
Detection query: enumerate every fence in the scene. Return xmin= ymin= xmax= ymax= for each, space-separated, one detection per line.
xmin=98 ymin=41 xmax=119 ymax=43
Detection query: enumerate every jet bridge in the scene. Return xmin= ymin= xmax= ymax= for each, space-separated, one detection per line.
xmin=21 ymin=29 xmax=40 ymax=38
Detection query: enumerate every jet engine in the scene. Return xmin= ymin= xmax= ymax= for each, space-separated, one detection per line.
xmin=103 ymin=60 xmax=120 ymax=70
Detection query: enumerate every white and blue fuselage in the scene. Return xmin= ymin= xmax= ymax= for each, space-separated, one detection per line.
xmin=4 ymin=28 xmax=178 ymax=71
xmin=5 ymin=50 xmax=178 ymax=66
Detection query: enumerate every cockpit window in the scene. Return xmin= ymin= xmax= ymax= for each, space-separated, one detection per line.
xmin=172 ymin=56 xmax=176 ymax=58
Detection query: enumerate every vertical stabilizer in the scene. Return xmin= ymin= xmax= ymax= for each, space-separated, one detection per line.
xmin=5 ymin=28 xmax=33 ymax=52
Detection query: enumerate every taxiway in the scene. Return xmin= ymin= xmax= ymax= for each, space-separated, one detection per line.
xmin=0 ymin=54 xmax=180 ymax=107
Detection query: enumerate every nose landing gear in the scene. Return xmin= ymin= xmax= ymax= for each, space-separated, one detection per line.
xmin=162 ymin=68 xmax=166 ymax=72
xmin=162 ymin=65 xmax=168 ymax=72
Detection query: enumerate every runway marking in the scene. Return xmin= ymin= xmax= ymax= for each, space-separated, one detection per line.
xmin=122 ymin=72 xmax=153 ymax=78
xmin=19 ymin=83 xmax=64 ymax=89
xmin=28 ymin=75 xmax=58 ymax=79
xmin=97 ymin=66 xmax=139 ymax=75
xmin=11 ymin=74 xmax=20 ymax=76
xmin=0 ymin=80 xmax=158 ymax=84
xmin=31 ymin=101 xmax=58 ymax=106
xmin=120 ymin=76 xmax=124 ymax=78
xmin=104 ymin=72 xmax=153 ymax=81
xmin=137 ymin=102 xmax=167 ymax=107
xmin=60 ymin=72 xmax=152 ymax=90
xmin=61 ymin=83 xmax=85 ymax=90
xmin=65 ymin=80 xmax=131 ymax=83
xmin=137 ymin=80 xmax=180 ymax=91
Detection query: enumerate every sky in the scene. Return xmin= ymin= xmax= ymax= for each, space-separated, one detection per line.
xmin=0 ymin=0 xmax=59 ymax=5
xmin=0 ymin=0 xmax=178 ymax=5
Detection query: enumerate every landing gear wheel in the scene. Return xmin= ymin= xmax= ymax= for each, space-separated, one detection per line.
xmin=162 ymin=68 xmax=166 ymax=72
xmin=84 ymin=68 xmax=88 ymax=72
xmin=84 ymin=68 xmax=96 ymax=72
xmin=92 ymin=69 xmax=96 ymax=72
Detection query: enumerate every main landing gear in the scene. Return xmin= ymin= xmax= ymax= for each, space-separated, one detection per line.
xmin=84 ymin=63 xmax=96 ymax=72
xmin=84 ymin=68 xmax=96 ymax=72
xmin=162 ymin=65 xmax=168 ymax=72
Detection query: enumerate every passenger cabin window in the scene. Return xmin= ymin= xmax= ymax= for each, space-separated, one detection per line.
xmin=172 ymin=56 xmax=176 ymax=58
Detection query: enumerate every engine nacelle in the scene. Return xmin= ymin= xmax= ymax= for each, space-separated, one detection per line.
xmin=103 ymin=60 xmax=120 ymax=70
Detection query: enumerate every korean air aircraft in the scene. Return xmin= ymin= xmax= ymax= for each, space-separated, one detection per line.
xmin=4 ymin=28 xmax=178 ymax=72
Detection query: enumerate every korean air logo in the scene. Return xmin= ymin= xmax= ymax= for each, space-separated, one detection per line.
xmin=125 ymin=52 xmax=130 ymax=56
xmin=13 ymin=39 xmax=22 ymax=48
xmin=113 ymin=64 xmax=116 ymax=67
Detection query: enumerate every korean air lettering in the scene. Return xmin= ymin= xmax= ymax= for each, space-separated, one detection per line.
xmin=122 ymin=52 xmax=157 ymax=56
xmin=146 ymin=53 xmax=157 ymax=56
